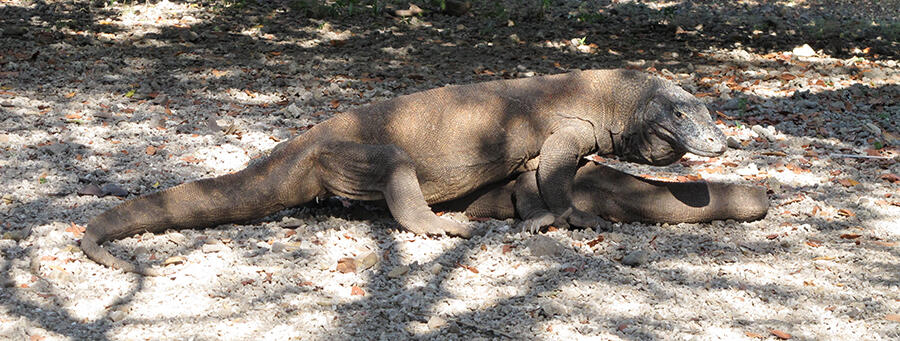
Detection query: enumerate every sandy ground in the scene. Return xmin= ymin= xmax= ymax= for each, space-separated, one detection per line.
xmin=1 ymin=0 xmax=898 ymax=339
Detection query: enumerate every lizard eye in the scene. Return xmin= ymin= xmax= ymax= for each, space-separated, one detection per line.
xmin=674 ymin=110 xmax=684 ymax=118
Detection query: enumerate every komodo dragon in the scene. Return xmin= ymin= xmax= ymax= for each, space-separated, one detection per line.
xmin=82 ymin=69 xmax=728 ymax=274
xmin=442 ymin=163 xmax=768 ymax=232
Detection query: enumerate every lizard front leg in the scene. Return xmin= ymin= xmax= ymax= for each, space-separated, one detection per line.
xmin=537 ymin=121 xmax=604 ymax=229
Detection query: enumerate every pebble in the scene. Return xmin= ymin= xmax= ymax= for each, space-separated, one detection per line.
xmin=426 ymin=316 xmax=447 ymax=329
xmin=527 ymin=235 xmax=563 ymax=257
xmin=77 ymin=184 xmax=104 ymax=196
xmin=100 ymin=183 xmax=129 ymax=197
xmin=726 ymin=136 xmax=742 ymax=149
xmin=357 ymin=252 xmax=378 ymax=271
xmin=109 ymin=310 xmax=127 ymax=322
xmin=792 ymin=44 xmax=816 ymax=57
xmin=387 ymin=265 xmax=410 ymax=278
xmin=202 ymin=239 xmax=227 ymax=253
xmin=622 ymin=250 xmax=648 ymax=267
xmin=751 ymin=125 xmax=777 ymax=142
xmin=541 ymin=299 xmax=569 ymax=316
xmin=271 ymin=242 xmax=287 ymax=253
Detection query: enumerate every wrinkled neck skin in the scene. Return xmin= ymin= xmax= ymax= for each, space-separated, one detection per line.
xmin=613 ymin=127 xmax=687 ymax=166
xmin=607 ymin=80 xmax=688 ymax=166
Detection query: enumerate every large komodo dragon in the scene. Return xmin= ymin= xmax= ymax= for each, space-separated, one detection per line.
xmin=83 ymin=69 xmax=733 ymax=275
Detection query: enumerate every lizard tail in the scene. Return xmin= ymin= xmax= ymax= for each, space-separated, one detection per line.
xmin=82 ymin=157 xmax=295 ymax=275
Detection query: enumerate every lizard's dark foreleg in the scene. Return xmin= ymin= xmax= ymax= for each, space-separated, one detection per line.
xmin=536 ymin=120 xmax=604 ymax=229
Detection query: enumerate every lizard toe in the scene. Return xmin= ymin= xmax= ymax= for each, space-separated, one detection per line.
xmin=566 ymin=208 xmax=604 ymax=229
xmin=520 ymin=212 xmax=556 ymax=234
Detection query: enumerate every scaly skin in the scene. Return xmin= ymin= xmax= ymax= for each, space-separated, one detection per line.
xmin=82 ymin=69 xmax=727 ymax=275
xmin=449 ymin=163 xmax=768 ymax=233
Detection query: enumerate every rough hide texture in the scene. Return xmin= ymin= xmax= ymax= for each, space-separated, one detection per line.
xmin=450 ymin=163 xmax=768 ymax=233
xmin=81 ymin=69 xmax=729 ymax=274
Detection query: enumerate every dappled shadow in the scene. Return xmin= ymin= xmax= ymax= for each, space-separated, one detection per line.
xmin=0 ymin=0 xmax=897 ymax=339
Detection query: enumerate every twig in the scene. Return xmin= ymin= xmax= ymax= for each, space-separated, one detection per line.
xmin=830 ymin=153 xmax=896 ymax=160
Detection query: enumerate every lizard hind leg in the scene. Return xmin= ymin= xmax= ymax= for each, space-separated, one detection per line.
xmin=314 ymin=141 xmax=472 ymax=238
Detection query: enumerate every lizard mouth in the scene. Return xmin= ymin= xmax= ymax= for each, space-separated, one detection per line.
xmin=652 ymin=122 xmax=726 ymax=157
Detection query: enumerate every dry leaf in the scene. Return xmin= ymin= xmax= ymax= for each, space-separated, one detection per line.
xmin=806 ymin=240 xmax=823 ymax=248
xmin=241 ymin=279 xmax=254 ymax=285
xmin=881 ymin=174 xmax=900 ymax=183
xmin=458 ymin=263 xmax=479 ymax=274
xmin=351 ymin=285 xmax=365 ymax=296
xmin=837 ymin=178 xmax=860 ymax=187
xmin=561 ymin=267 xmax=578 ymax=273
xmin=837 ymin=209 xmax=855 ymax=217
xmin=330 ymin=99 xmax=340 ymax=109
xmin=770 ymin=329 xmax=792 ymax=339
xmin=586 ymin=235 xmax=605 ymax=247
xmin=766 ymin=234 xmax=779 ymax=240
xmin=885 ymin=314 xmax=900 ymax=322
xmin=145 ymin=146 xmax=157 ymax=155
xmin=180 ymin=155 xmax=202 ymax=163
xmin=64 ymin=91 xmax=76 ymax=98
xmin=65 ymin=222 xmax=85 ymax=238
xmin=163 ymin=256 xmax=185 ymax=266
xmin=813 ymin=256 xmax=835 ymax=261
xmin=872 ymin=241 xmax=897 ymax=247
xmin=840 ymin=233 xmax=861 ymax=240
xmin=744 ymin=331 xmax=765 ymax=338
xmin=336 ymin=257 xmax=357 ymax=273
xmin=502 ymin=244 xmax=515 ymax=254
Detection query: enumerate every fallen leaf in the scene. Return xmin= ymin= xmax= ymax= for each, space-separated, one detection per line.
xmin=336 ymin=257 xmax=357 ymax=273
xmin=180 ymin=155 xmax=202 ymax=163
xmin=886 ymin=314 xmax=900 ymax=322
xmin=837 ymin=178 xmax=860 ymax=187
xmin=806 ymin=240 xmax=823 ymax=248
xmin=163 ymin=256 xmax=185 ymax=266
xmin=241 ymin=279 xmax=254 ymax=285
xmin=457 ymin=263 xmax=479 ymax=274
xmin=330 ymin=99 xmax=340 ymax=109
xmin=350 ymin=285 xmax=365 ymax=296
xmin=770 ymin=329 xmax=792 ymax=339
xmin=881 ymin=174 xmax=900 ymax=183
xmin=145 ymin=146 xmax=157 ymax=155
xmin=64 ymin=91 xmax=76 ymax=98
xmin=561 ymin=267 xmax=577 ymax=273
xmin=766 ymin=234 xmax=779 ymax=240
xmin=872 ymin=241 xmax=897 ymax=247
xmin=502 ymin=244 xmax=514 ymax=254
xmin=65 ymin=113 xmax=82 ymax=119
xmin=762 ymin=151 xmax=787 ymax=156
xmin=586 ymin=235 xmax=605 ymax=247
xmin=813 ymin=256 xmax=835 ymax=261
xmin=744 ymin=331 xmax=765 ymax=338
xmin=840 ymin=233 xmax=861 ymax=240
xmin=837 ymin=209 xmax=855 ymax=217
xmin=65 ymin=222 xmax=85 ymax=238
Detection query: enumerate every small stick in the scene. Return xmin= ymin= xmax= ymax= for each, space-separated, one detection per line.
xmin=830 ymin=153 xmax=896 ymax=160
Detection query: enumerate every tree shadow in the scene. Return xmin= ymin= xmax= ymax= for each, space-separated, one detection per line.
xmin=0 ymin=0 xmax=897 ymax=339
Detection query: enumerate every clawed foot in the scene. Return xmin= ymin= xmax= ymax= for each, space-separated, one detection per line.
xmin=404 ymin=213 xmax=473 ymax=238
xmin=565 ymin=208 xmax=604 ymax=229
xmin=520 ymin=207 xmax=606 ymax=233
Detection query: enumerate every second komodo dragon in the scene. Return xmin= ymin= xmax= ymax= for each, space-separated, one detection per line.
xmin=82 ymin=69 xmax=728 ymax=274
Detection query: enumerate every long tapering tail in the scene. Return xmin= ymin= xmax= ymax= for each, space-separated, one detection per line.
xmin=81 ymin=160 xmax=293 ymax=275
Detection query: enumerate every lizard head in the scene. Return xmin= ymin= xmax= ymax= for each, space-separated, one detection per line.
xmin=616 ymin=79 xmax=727 ymax=166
